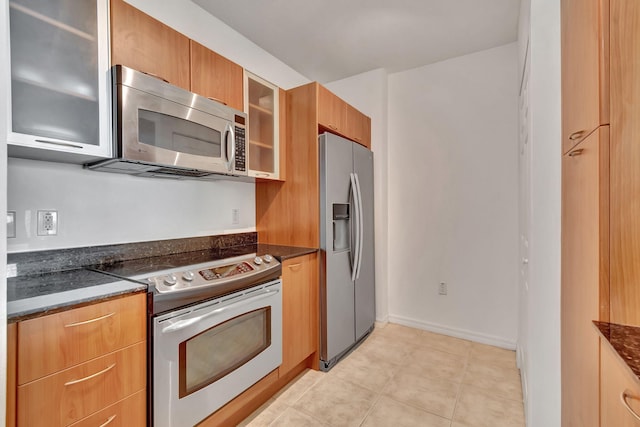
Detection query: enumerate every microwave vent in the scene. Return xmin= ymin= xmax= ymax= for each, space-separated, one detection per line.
xmin=151 ymin=168 xmax=212 ymax=178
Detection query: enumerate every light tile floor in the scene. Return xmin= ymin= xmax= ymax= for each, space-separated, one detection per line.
xmin=239 ymin=323 xmax=525 ymax=427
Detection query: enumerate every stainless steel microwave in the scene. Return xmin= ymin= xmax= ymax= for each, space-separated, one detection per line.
xmin=87 ymin=65 xmax=248 ymax=179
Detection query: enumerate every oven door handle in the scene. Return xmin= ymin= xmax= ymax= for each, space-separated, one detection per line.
xmin=160 ymin=288 xmax=279 ymax=334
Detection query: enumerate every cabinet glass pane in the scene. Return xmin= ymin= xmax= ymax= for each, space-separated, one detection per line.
xmin=247 ymin=77 xmax=275 ymax=174
xmin=9 ymin=0 xmax=99 ymax=145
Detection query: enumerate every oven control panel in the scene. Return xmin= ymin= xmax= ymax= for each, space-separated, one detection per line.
xmin=147 ymin=254 xmax=279 ymax=294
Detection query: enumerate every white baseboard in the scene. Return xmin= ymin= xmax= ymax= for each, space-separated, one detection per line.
xmin=387 ymin=314 xmax=517 ymax=350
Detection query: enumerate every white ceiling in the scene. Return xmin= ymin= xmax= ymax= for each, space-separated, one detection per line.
xmin=193 ymin=0 xmax=520 ymax=83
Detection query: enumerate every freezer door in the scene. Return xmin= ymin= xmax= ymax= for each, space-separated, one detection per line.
xmin=319 ymin=133 xmax=356 ymax=361
xmin=353 ymin=143 xmax=376 ymax=341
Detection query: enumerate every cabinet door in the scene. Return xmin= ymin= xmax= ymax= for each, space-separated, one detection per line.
xmin=245 ymin=71 xmax=280 ymax=179
xmin=561 ymin=126 xmax=609 ymax=426
xmin=601 ymin=341 xmax=640 ymax=426
xmin=110 ymin=0 xmax=190 ymax=90
xmin=345 ymin=104 xmax=371 ymax=148
xmin=6 ymin=0 xmax=111 ymax=161
xmin=610 ymin=0 xmax=640 ymax=326
xmin=561 ymin=0 xmax=609 ymax=153
xmin=190 ymin=40 xmax=244 ymax=111
xmin=17 ymin=293 xmax=146 ymax=384
xmin=281 ymin=253 xmax=318 ymax=374
xmin=317 ymin=84 xmax=347 ymax=135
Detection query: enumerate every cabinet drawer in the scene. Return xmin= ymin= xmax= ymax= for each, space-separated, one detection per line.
xmin=69 ymin=389 xmax=146 ymax=427
xmin=17 ymin=341 xmax=146 ymax=427
xmin=18 ymin=293 xmax=146 ymax=384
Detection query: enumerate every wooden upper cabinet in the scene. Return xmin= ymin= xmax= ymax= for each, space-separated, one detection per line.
xmin=317 ymin=84 xmax=371 ymax=148
xmin=561 ymin=0 xmax=609 ymax=153
xmin=190 ymin=40 xmax=244 ymax=111
xmin=561 ymin=127 xmax=610 ymax=426
xmin=610 ymin=0 xmax=640 ymax=327
xmin=317 ymin=85 xmax=347 ymax=135
xmin=346 ymin=103 xmax=371 ymax=148
xmin=110 ymin=0 xmax=190 ymax=90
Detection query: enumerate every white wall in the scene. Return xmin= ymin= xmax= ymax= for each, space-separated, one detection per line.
xmin=387 ymin=43 xmax=520 ymax=348
xmin=7 ymin=158 xmax=256 ymax=252
xmin=0 ymin=0 xmax=8 ymax=419
xmin=325 ymin=68 xmax=389 ymax=322
xmin=6 ymin=0 xmax=313 ymax=253
xmin=521 ymin=0 xmax=562 ymax=425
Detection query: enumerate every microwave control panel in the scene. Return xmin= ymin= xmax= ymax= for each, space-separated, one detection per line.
xmin=234 ymin=126 xmax=246 ymax=172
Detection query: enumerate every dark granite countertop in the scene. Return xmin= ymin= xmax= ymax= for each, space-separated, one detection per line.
xmin=594 ymin=321 xmax=640 ymax=384
xmin=257 ymin=244 xmax=318 ymax=261
xmin=6 ymin=233 xmax=317 ymax=322
xmin=8 ymin=269 xmax=147 ymax=322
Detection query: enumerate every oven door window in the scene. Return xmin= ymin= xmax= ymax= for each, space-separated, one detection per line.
xmin=178 ymin=307 xmax=271 ymax=398
xmin=138 ymin=109 xmax=222 ymax=157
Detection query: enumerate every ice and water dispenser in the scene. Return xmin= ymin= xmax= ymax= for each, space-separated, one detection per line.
xmin=332 ymin=204 xmax=350 ymax=252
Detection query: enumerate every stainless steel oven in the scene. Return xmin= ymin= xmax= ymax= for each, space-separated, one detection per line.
xmin=92 ymin=252 xmax=282 ymax=426
xmin=154 ymin=279 xmax=281 ymax=427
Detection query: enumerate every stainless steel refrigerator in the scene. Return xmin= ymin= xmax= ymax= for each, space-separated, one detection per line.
xmin=319 ymin=132 xmax=375 ymax=371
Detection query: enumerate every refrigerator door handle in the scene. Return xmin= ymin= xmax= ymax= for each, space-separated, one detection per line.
xmin=350 ymin=173 xmax=361 ymax=282
xmin=354 ymin=172 xmax=364 ymax=280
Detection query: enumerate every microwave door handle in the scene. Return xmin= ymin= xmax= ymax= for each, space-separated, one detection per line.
xmin=229 ymin=123 xmax=236 ymax=172
xmin=224 ymin=123 xmax=235 ymax=172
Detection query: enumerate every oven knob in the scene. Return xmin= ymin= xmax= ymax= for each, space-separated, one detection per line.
xmin=253 ymin=256 xmax=263 ymax=266
xmin=164 ymin=274 xmax=177 ymax=286
xmin=263 ymin=254 xmax=273 ymax=263
xmin=182 ymin=271 xmax=195 ymax=281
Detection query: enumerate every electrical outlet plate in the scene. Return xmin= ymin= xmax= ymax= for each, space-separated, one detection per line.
xmin=37 ymin=210 xmax=58 ymax=236
xmin=7 ymin=211 xmax=16 ymax=238
xmin=232 ymin=208 xmax=240 ymax=225
xmin=438 ymin=282 xmax=447 ymax=295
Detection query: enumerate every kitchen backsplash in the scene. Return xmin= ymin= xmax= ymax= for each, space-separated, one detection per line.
xmin=7 ymin=157 xmax=256 ymax=253
xmin=7 ymin=232 xmax=258 ymax=277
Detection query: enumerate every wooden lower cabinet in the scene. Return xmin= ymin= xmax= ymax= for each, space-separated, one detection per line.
xmin=69 ymin=390 xmax=146 ymax=427
xmin=17 ymin=341 xmax=146 ymax=427
xmin=281 ymin=253 xmax=319 ymax=374
xmin=561 ymin=126 xmax=610 ymax=426
xmin=8 ymin=293 xmax=147 ymax=427
xmin=601 ymin=342 xmax=640 ymax=426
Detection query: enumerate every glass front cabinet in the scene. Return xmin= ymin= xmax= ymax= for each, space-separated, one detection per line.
xmin=244 ymin=71 xmax=280 ymax=179
xmin=2 ymin=0 xmax=112 ymax=163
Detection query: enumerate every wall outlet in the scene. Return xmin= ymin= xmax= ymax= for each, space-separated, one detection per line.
xmin=37 ymin=210 xmax=58 ymax=236
xmin=439 ymin=282 xmax=447 ymax=295
xmin=232 ymin=208 xmax=240 ymax=225
xmin=7 ymin=211 xmax=16 ymax=238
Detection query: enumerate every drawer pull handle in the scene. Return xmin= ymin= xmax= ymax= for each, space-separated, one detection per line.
xmin=569 ymin=130 xmax=586 ymax=141
xmin=568 ymin=149 xmax=584 ymax=157
xmin=99 ymin=415 xmax=117 ymax=427
xmin=64 ymin=312 xmax=115 ymax=328
xmin=328 ymin=124 xmax=338 ymax=131
xmin=141 ymin=71 xmax=169 ymax=84
xmin=64 ymin=363 xmax=116 ymax=386
xmin=621 ymin=390 xmax=640 ymax=421
xmin=287 ymin=263 xmax=302 ymax=271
